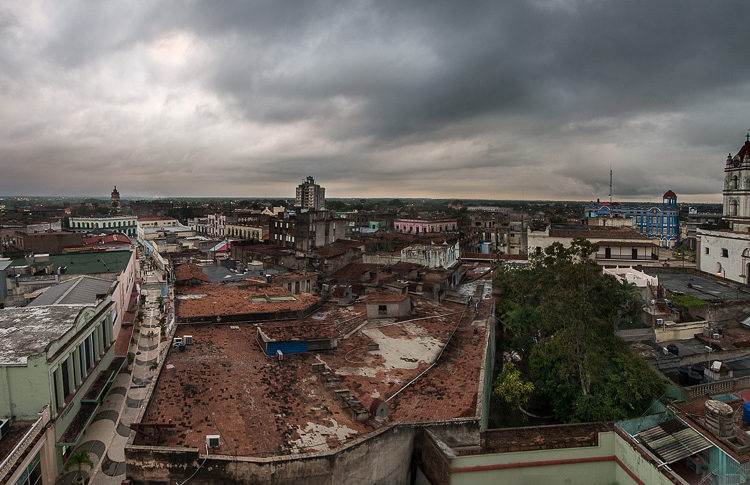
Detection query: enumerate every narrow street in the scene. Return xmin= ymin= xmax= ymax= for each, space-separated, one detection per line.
xmin=56 ymin=250 xmax=169 ymax=485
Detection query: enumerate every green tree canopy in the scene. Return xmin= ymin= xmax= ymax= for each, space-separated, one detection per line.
xmin=495 ymin=239 xmax=663 ymax=422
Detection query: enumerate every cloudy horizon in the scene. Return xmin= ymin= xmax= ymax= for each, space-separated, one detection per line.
xmin=1 ymin=1 xmax=748 ymax=202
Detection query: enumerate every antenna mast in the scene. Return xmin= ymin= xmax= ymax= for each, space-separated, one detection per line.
xmin=609 ymin=163 xmax=613 ymax=204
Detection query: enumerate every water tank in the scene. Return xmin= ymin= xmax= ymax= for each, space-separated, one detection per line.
xmin=706 ymin=400 xmax=734 ymax=438
xmin=743 ymin=403 xmax=750 ymax=425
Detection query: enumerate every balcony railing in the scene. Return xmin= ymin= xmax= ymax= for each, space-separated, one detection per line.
xmin=0 ymin=406 xmax=51 ymax=482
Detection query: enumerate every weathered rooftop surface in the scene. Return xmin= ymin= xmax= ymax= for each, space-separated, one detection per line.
xmin=646 ymin=271 xmax=750 ymax=302
xmin=11 ymin=250 xmax=132 ymax=275
xmin=548 ymin=226 xmax=650 ymax=240
xmin=136 ymin=287 xmax=492 ymax=457
xmin=175 ymin=282 xmax=320 ymax=321
xmin=0 ymin=305 xmax=83 ymax=365
xmin=29 ymin=276 xmax=113 ymax=306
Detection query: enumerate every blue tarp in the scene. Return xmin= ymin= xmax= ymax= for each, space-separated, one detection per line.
xmin=266 ymin=341 xmax=308 ymax=355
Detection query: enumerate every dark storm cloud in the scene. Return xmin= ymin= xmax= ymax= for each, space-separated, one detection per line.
xmin=0 ymin=0 xmax=748 ymax=199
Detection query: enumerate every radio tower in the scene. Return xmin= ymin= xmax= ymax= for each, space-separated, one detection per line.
xmin=609 ymin=164 xmax=613 ymax=204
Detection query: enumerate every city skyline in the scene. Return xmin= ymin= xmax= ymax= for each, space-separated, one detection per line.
xmin=1 ymin=1 xmax=749 ymax=201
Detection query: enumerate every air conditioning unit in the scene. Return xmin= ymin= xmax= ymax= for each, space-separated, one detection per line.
xmin=656 ymin=318 xmax=664 ymax=326
xmin=713 ymin=333 xmax=722 ymax=340
xmin=172 ymin=337 xmax=183 ymax=347
xmin=206 ymin=435 xmax=220 ymax=448
xmin=183 ymin=335 xmax=193 ymax=345
xmin=0 ymin=419 xmax=9 ymax=440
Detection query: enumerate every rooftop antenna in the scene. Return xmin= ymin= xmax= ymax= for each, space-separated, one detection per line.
xmin=609 ymin=163 xmax=613 ymax=204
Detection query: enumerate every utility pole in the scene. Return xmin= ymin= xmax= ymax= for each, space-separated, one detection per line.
xmin=609 ymin=163 xmax=613 ymax=204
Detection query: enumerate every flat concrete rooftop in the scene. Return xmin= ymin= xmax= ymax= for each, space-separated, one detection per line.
xmin=646 ymin=272 xmax=750 ymax=301
xmin=0 ymin=305 xmax=84 ymax=365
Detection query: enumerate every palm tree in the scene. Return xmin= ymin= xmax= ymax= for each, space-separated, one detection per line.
xmin=64 ymin=449 xmax=93 ymax=484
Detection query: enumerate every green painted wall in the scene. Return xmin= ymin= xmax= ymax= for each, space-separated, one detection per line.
xmin=450 ymin=432 xmax=619 ymax=485
xmin=445 ymin=431 xmax=685 ymax=485
xmin=614 ymin=432 xmax=677 ymax=485
xmin=1 ymin=354 xmax=49 ymax=419
xmin=1 ymin=300 xmax=115 ymax=428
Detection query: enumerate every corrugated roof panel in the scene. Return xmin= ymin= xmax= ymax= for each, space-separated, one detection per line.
xmin=637 ymin=419 xmax=713 ymax=464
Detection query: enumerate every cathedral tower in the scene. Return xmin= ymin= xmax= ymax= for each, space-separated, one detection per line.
xmin=723 ymin=134 xmax=750 ymax=231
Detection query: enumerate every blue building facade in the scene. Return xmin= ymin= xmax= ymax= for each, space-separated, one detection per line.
xmin=585 ymin=190 xmax=679 ymax=248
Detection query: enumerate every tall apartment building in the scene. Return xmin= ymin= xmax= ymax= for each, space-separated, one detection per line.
xmin=295 ymin=176 xmax=326 ymax=210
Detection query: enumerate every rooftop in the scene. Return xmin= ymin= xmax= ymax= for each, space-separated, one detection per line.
xmin=0 ymin=305 xmax=84 ymax=365
xmin=363 ymin=293 xmax=409 ymax=303
xmin=137 ymin=290 xmax=492 ymax=457
xmin=175 ymin=282 xmax=320 ymax=321
xmin=174 ymin=263 xmax=210 ymax=284
xmin=200 ymin=263 xmax=280 ymax=283
xmin=28 ymin=276 xmax=114 ymax=306
xmin=138 ymin=217 xmax=178 ymax=222
xmin=83 ymin=234 xmax=131 ymax=246
xmin=646 ymin=271 xmax=750 ymax=302
xmin=11 ymin=250 xmax=132 ymax=275
xmin=143 ymin=226 xmax=193 ymax=233
xmin=673 ymin=394 xmax=750 ymax=463
xmin=549 ymin=226 xmax=650 ymax=240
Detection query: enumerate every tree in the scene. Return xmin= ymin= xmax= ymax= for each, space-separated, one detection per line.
xmin=64 ymin=449 xmax=93 ymax=483
xmin=495 ymin=240 xmax=664 ymax=423
xmin=493 ymin=363 xmax=534 ymax=410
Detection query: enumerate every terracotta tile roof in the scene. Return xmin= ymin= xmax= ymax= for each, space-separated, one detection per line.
xmin=271 ymin=271 xmax=316 ymax=283
xmin=260 ymin=321 xmax=335 ymax=341
xmin=462 ymin=252 xmax=499 ymax=260
xmin=83 ymin=234 xmax=131 ymax=245
xmin=500 ymin=254 xmax=528 ymax=260
xmin=315 ymin=247 xmax=348 ymax=258
xmin=423 ymin=272 xmax=448 ymax=282
xmin=595 ymin=240 xmax=656 ymax=247
xmin=549 ymin=226 xmax=649 ymax=240
xmin=331 ymin=263 xmax=381 ymax=283
xmin=363 ymin=293 xmax=408 ymax=303
xmin=174 ymin=263 xmax=210 ymax=284
xmin=176 ymin=282 xmax=320 ymax=320
xmin=391 ymin=262 xmax=422 ymax=274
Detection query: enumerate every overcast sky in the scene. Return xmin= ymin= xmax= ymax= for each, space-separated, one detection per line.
xmin=0 ymin=1 xmax=748 ymax=201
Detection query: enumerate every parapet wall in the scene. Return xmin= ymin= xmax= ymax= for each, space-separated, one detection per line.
xmin=125 ymin=420 xmax=480 ymax=485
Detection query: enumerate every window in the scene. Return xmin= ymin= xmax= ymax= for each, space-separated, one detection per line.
xmin=722 ymin=248 xmax=729 ymax=258
xmin=15 ymin=452 xmax=41 ymax=485
xmin=705 ymin=247 xmax=710 ymax=255
xmin=378 ymin=304 xmax=387 ymax=316
xmin=61 ymin=360 xmax=70 ymax=398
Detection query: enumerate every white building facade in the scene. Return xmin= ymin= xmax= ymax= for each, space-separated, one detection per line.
xmin=698 ymin=135 xmax=750 ymax=284
xmin=69 ymin=215 xmax=138 ymax=236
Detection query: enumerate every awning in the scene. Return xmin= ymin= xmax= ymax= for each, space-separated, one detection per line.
xmin=637 ymin=419 xmax=713 ymax=464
